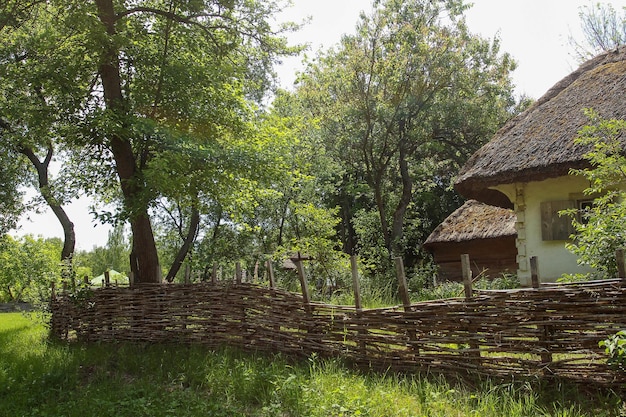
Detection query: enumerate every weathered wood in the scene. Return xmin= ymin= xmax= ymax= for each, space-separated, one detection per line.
xmin=461 ymin=254 xmax=472 ymax=299
xmin=266 ymin=260 xmax=276 ymax=289
xmin=104 ymin=270 xmax=110 ymax=287
xmin=530 ymin=256 xmax=552 ymax=366
xmin=460 ymin=254 xmax=480 ymax=360
xmin=530 ymin=256 xmax=540 ymax=289
xmin=254 ymin=261 xmax=259 ymax=282
xmin=351 ymin=255 xmax=362 ymax=311
xmin=235 ymin=262 xmax=242 ymax=284
xmin=50 ymin=278 xmax=626 ymax=386
xmin=395 ymin=257 xmax=411 ymax=309
xmin=617 ymin=249 xmax=626 ymax=281
xmin=295 ymin=256 xmax=311 ymax=307
xmin=211 ymin=263 xmax=218 ymax=285
xmin=351 ymin=255 xmax=366 ymax=354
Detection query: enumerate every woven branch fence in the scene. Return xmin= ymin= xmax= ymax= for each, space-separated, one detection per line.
xmin=50 ymin=260 xmax=626 ymax=385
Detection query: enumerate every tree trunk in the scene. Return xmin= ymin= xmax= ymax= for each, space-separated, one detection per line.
xmin=390 ymin=136 xmax=413 ymax=257
xmin=165 ymin=208 xmax=200 ymax=282
xmin=95 ymin=0 xmax=160 ymax=283
xmin=19 ymin=145 xmax=75 ymax=264
xmin=373 ymin=179 xmax=392 ymax=256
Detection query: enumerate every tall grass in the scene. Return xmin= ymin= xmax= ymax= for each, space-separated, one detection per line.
xmin=0 ymin=313 xmax=622 ymax=416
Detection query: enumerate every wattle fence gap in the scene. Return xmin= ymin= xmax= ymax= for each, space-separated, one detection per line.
xmin=49 ymin=255 xmax=626 ymax=385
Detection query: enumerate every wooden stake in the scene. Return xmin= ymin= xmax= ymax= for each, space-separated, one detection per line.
xmin=295 ymin=256 xmax=311 ymax=307
xmin=461 ymin=254 xmax=473 ymax=299
xmin=616 ymin=249 xmax=626 ymax=281
xmin=530 ymin=256 xmax=540 ymax=288
xmin=395 ymin=257 xmax=411 ymax=309
xmin=211 ymin=263 xmax=218 ymax=285
xmin=254 ymin=261 xmax=259 ymax=282
xmin=104 ymin=270 xmax=110 ymax=287
xmin=266 ymin=260 xmax=276 ymax=290
xmin=351 ymin=255 xmax=362 ymax=311
xmin=235 ymin=262 xmax=242 ymax=284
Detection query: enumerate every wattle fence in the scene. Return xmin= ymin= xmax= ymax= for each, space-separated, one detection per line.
xmin=50 ymin=277 xmax=626 ymax=385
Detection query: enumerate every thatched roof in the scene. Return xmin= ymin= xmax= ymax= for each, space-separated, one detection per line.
xmin=423 ymin=200 xmax=516 ymax=246
xmin=455 ymin=48 xmax=626 ymax=206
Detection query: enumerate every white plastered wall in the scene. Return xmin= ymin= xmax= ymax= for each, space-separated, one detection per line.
xmin=494 ymin=175 xmax=594 ymax=286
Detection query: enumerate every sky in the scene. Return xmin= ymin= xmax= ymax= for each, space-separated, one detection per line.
xmin=14 ymin=0 xmax=626 ymax=249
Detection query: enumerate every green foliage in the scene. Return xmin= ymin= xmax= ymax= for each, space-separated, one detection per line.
xmin=0 ymin=235 xmax=62 ymax=303
xmin=0 ymin=0 xmax=301 ymax=281
xmin=413 ymin=274 xmax=520 ymax=302
xmin=75 ymin=224 xmax=131 ymax=278
xmin=293 ymin=0 xmax=519 ymax=289
xmin=599 ymin=330 xmax=626 ymax=371
xmin=570 ymin=2 xmax=626 ymax=62
xmin=0 ymin=151 xmax=24 ymax=235
xmin=0 ymin=313 xmax=622 ymax=416
xmin=564 ymin=111 xmax=626 ymax=278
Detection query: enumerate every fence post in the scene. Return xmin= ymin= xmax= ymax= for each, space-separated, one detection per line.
xmin=295 ymin=255 xmax=311 ymax=310
xmin=184 ymin=264 xmax=191 ymax=284
xmin=461 ymin=254 xmax=481 ymax=360
xmin=211 ymin=263 xmax=218 ymax=285
xmin=235 ymin=262 xmax=242 ymax=284
xmin=529 ymin=256 xmax=552 ymax=366
xmin=461 ymin=254 xmax=473 ymax=299
xmin=395 ymin=257 xmax=418 ymax=354
xmin=394 ymin=257 xmax=411 ymax=309
xmin=254 ymin=261 xmax=259 ymax=282
xmin=351 ymin=255 xmax=367 ymax=355
xmin=104 ymin=270 xmax=110 ymax=287
xmin=351 ymin=255 xmax=362 ymax=311
xmin=266 ymin=260 xmax=276 ymax=290
xmin=530 ymin=256 xmax=540 ymax=288
xmin=616 ymin=249 xmax=626 ymax=281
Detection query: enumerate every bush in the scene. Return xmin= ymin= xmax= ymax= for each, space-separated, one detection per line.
xmin=599 ymin=330 xmax=626 ymax=371
xmin=564 ymin=112 xmax=626 ymax=278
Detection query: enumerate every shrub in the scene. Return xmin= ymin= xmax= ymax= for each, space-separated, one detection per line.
xmin=599 ymin=330 xmax=626 ymax=371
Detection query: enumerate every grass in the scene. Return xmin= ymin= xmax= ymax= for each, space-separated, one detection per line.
xmin=0 ymin=312 xmax=624 ymax=417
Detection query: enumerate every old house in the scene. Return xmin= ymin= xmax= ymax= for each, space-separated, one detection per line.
xmin=424 ymin=200 xmax=517 ymax=281
xmin=454 ymin=48 xmax=626 ymax=285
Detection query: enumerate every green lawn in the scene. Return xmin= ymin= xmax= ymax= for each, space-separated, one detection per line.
xmin=0 ymin=312 xmax=622 ymax=416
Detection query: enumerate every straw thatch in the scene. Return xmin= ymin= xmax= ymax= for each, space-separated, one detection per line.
xmin=424 ymin=200 xmax=516 ymax=245
xmin=455 ymin=48 xmax=626 ymax=205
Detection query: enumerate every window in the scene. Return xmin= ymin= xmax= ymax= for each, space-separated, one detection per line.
xmin=577 ymin=199 xmax=595 ymax=225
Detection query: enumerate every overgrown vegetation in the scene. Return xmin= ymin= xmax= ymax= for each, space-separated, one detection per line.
xmin=1 ymin=313 xmax=622 ymax=417
xmin=563 ymin=110 xmax=626 ymax=280
xmin=600 ymin=330 xmax=626 ymax=372
xmin=0 ymin=234 xmax=62 ymax=304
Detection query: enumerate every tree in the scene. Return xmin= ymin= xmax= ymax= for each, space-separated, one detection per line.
xmin=0 ymin=145 xmax=24 ymax=235
xmin=0 ymin=6 xmax=90 ymax=266
xmin=2 ymin=1 xmax=298 ymax=283
xmin=564 ymin=110 xmax=626 ymax=279
xmin=0 ymin=234 xmax=62 ymax=303
xmin=296 ymin=0 xmax=517 ymax=271
xmin=570 ymin=2 xmax=626 ymax=62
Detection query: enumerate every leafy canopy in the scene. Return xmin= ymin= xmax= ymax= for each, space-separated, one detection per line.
xmin=564 ymin=109 xmax=626 ymax=278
